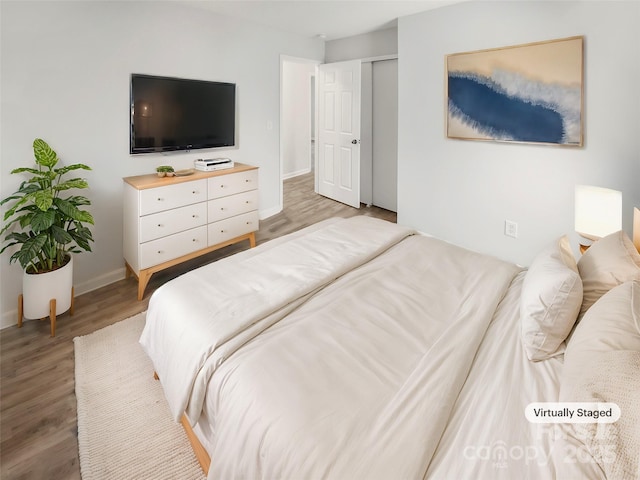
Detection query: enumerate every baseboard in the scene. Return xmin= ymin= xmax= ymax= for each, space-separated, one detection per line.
xmin=282 ymin=168 xmax=311 ymax=180
xmin=0 ymin=266 xmax=126 ymax=330
xmin=75 ymin=267 xmax=126 ymax=297
xmin=259 ymin=205 xmax=282 ymax=220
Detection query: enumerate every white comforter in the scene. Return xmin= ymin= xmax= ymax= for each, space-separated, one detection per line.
xmin=141 ymin=216 xmax=527 ymax=479
xmin=140 ymin=216 xmax=415 ymax=424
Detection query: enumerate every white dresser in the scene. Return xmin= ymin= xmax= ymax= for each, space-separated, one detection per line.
xmin=123 ymin=163 xmax=259 ymax=300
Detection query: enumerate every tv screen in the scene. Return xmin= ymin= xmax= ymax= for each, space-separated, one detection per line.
xmin=130 ymin=74 xmax=236 ymax=154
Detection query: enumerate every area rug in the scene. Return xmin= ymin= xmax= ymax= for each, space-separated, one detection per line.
xmin=74 ymin=312 xmax=206 ymax=480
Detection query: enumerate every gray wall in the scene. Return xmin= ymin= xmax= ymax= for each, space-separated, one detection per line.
xmin=0 ymin=1 xmax=324 ymax=327
xmin=398 ymin=0 xmax=640 ymax=266
xmin=325 ymin=27 xmax=397 ymax=63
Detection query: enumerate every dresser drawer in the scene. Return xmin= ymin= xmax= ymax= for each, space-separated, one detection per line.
xmin=208 ymin=211 xmax=259 ymax=246
xmin=208 ymin=169 xmax=258 ymax=199
xmin=207 ymin=190 xmax=258 ymax=223
xmin=140 ymin=202 xmax=207 ymax=243
xmin=140 ymin=179 xmax=207 ymax=216
xmin=139 ymin=226 xmax=208 ymax=269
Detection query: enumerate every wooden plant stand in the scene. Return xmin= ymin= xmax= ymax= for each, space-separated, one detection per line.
xmin=17 ymin=287 xmax=75 ymax=337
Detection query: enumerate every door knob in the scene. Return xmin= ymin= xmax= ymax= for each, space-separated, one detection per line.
xmin=351 ymin=139 xmax=359 ymax=144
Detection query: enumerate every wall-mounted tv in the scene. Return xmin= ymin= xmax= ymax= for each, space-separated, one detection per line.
xmin=130 ymin=74 xmax=236 ymax=154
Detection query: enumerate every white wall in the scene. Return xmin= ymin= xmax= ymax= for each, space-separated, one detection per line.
xmin=281 ymin=59 xmax=317 ymax=178
xmin=325 ymin=27 xmax=397 ymax=63
xmin=398 ymin=1 xmax=640 ymax=266
xmin=0 ymin=1 xmax=323 ymax=327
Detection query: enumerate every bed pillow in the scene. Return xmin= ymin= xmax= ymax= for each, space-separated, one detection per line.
xmin=559 ymin=281 xmax=640 ymax=480
xmin=520 ymin=235 xmax=583 ymax=361
xmin=577 ymin=230 xmax=640 ymax=317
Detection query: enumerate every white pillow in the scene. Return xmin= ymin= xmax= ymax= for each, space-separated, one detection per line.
xmin=577 ymin=230 xmax=640 ymax=317
xmin=520 ymin=235 xmax=583 ymax=361
xmin=559 ymin=281 xmax=640 ymax=480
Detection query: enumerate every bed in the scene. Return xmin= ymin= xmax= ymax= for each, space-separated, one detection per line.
xmin=139 ymin=216 xmax=640 ymax=480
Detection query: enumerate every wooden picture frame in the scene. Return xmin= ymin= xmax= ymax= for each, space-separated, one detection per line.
xmin=446 ymin=36 xmax=584 ymax=147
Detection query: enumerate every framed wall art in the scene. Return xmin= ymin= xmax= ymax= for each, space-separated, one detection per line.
xmin=446 ymin=36 xmax=584 ymax=146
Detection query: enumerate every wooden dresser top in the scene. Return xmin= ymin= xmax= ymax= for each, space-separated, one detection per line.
xmin=123 ymin=163 xmax=257 ymax=190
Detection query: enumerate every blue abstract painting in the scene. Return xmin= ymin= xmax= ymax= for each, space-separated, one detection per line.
xmin=446 ymin=37 xmax=583 ymax=146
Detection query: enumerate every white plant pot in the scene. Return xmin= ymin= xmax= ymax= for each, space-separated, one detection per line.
xmin=22 ymin=256 xmax=73 ymax=320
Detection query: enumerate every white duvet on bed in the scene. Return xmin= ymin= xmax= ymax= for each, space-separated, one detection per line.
xmin=426 ymin=271 xmax=564 ymax=479
xmin=140 ymin=216 xmax=415 ymax=424
xmin=143 ymin=217 xmax=524 ymax=479
xmin=141 ymin=216 xmax=569 ymax=479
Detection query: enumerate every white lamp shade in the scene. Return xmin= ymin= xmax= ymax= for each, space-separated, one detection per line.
xmin=575 ymin=185 xmax=622 ymax=240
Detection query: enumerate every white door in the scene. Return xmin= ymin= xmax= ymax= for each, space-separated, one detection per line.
xmin=317 ymin=60 xmax=361 ymax=208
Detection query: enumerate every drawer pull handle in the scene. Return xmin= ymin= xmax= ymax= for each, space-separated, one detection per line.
xmin=220 ymin=229 xmax=225 ymax=233
xmin=220 ymin=207 xmax=224 ymax=211
xmin=192 ymin=191 xmax=197 ymax=194
xmin=157 ymin=198 xmax=163 ymax=201
xmin=157 ymin=250 xmax=163 ymax=254
xmin=157 ymin=224 xmax=163 ymax=227
xmin=245 ymin=200 xmax=250 ymax=204
xmin=193 ymin=238 xmax=197 ymax=242
xmin=192 ymin=215 xmax=197 ymax=218
xmin=220 ymin=185 xmax=225 ymax=188
xmin=245 ymin=179 xmax=250 ymax=183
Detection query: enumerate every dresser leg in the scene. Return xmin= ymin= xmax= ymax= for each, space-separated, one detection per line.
xmin=249 ymin=232 xmax=256 ymax=248
xmin=138 ymin=270 xmax=152 ymax=301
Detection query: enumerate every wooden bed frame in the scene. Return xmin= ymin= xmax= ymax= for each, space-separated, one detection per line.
xmin=181 ymin=415 xmax=211 ymax=473
xmin=154 ymin=371 xmax=211 ymax=474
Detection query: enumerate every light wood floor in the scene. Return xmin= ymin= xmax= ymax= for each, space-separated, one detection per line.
xmin=0 ymin=172 xmax=395 ymax=480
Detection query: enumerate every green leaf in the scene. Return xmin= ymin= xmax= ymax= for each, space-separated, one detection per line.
xmin=33 ymin=139 xmax=58 ymax=168
xmin=54 ymin=178 xmax=89 ymax=191
xmin=30 ymin=210 xmax=56 ymax=232
xmin=10 ymin=167 xmax=41 ymax=176
xmin=17 ymin=182 xmax=42 ymax=195
xmin=15 ymin=233 xmax=48 ymax=269
xmin=66 ymin=195 xmax=91 ymax=206
xmin=34 ymin=190 xmax=54 ymax=211
xmin=69 ymin=225 xmax=93 ymax=251
xmin=51 ymin=224 xmax=73 ymax=244
xmin=52 ymin=198 xmax=79 ymax=219
xmin=53 ymin=198 xmax=94 ymax=224
xmin=75 ymin=210 xmax=94 ymax=224
xmin=55 ymin=164 xmax=92 ymax=176
xmin=2 ymin=196 xmax=31 ymax=221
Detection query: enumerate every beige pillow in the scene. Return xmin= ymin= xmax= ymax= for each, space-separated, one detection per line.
xmin=560 ymin=281 xmax=640 ymax=480
xmin=520 ymin=235 xmax=583 ymax=361
xmin=577 ymin=230 xmax=640 ymax=317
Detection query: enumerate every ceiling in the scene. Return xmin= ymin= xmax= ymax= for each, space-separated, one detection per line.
xmin=185 ymin=0 xmax=463 ymax=41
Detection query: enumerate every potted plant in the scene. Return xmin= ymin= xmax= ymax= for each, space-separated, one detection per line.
xmin=156 ymin=165 xmax=175 ymax=177
xmin=0 ymin=138 xmax=94 ymax=334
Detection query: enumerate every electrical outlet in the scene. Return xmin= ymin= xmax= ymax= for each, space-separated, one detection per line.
xmin=505 ymin=220 xmax=518 ymax=238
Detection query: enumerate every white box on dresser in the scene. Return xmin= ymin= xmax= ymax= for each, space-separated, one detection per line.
xmin=123 ymin=163 xmax=258 ymax=300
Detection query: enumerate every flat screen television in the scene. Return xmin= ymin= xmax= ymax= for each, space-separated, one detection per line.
xmin=130 ymin=74 xmax=236 ymax=154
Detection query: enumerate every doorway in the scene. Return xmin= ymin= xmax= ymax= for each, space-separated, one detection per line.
xmin=280 ymin=56 xmax=319 ymax=178
xmin=280 ymin=56 xmax=398 ymax=214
